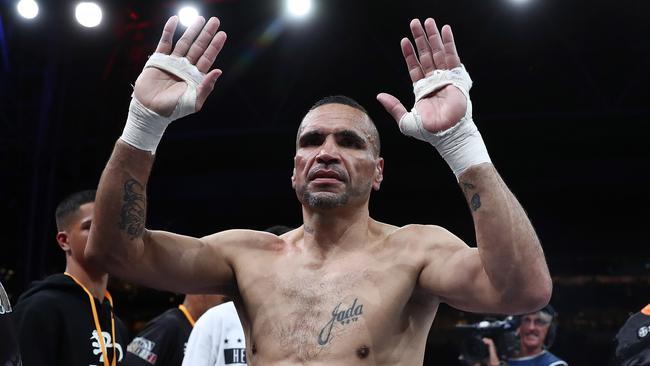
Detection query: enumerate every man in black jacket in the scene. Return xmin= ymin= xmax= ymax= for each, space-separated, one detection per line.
xmin=12 ymin=190 xmax=129 ymax=366
xmin=124 ymin=294 xmax=227 ymax=366
xmin=615 ymin=304 xmax=650 ymax=366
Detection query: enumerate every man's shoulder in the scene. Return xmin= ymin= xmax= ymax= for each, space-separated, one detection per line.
xmin=508 ymin=351 xmax=567 ymax=366
xmin=144 ymin=307 xmax=188 ymax=331
xmin=201 ymin=228 xmax=288 ymax=252
xmin=388 ymin=223 xmax=450 ymax=235
xmin=14 ymin=274 xmax=81 ymax=312
xmin=382 ymin=223 xmax=461 ymax=249
xmin=201 ymin=301 xmax=237 ymax=321
xmin=128 ymin=308 xmax=189 ymax=352
xmin=541 ymin=351 xmax=567 ymax=365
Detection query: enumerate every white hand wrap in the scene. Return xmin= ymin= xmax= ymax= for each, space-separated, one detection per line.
xmin=398 ymin=65 xmax=491 ymax=179
xmin=120 ymin=53 xmax=206 ymax=154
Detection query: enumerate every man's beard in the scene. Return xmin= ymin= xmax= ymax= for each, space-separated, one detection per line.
xmin=302 ymin=190 xmax=350 ymax=209
xmin=297 ymin=183 xmax=371 ymax=210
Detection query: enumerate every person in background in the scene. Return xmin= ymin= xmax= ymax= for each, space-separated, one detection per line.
xmin=507 ymin=305 xmax=567 ymax=366
xmin=1 ymin=280 xmax=22 ymax=366
xmin=182 ymin=300 xmax=245 ymax=366
xmin=12 ymin=190 xmax=129 ymax=366
xmin=469 ymin=305 xmax=566 ymax=366
xmin=614 ymin=303 xmax=650 ymax=366
xmin=125 ymin=294 xmax=227 ymax=366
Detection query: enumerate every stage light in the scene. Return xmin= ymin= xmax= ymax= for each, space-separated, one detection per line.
xmin=75 ymin=2 xmax=103 ymax=28
xmin=286 ymin=0 xmax=312 ymax=18
xmin=16 ymin=0 xmax=39 ymax=20
xmin=509 ymin=0 xmax=532 ymax=5
xmin=178 ymin=6 xmax=199 ymax=28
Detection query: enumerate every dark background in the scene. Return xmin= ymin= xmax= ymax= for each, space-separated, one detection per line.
xmin=1 ymin=0 xmax=649 ymax=364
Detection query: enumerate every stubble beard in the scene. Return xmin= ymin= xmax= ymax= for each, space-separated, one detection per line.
xmin=303 ymin=190 xmax=350 ymax=210
xmin=297 ymin=183 xmax=371 ymax=210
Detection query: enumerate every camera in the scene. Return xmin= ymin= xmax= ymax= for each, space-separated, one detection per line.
xmin=456 ymin=316 xmax=521 ymax=364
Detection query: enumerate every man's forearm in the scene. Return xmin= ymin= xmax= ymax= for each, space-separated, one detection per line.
xmin=86 ymin=140 xmax=155 ymax=274
xmin=458 ymin=163 xmax=551 ymax=311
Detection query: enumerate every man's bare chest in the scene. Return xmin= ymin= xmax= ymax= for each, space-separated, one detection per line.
xmin=241 ymin=249 xmax=417 ymax=307
xmin=235 ymin=250 xmax=422 ymax=361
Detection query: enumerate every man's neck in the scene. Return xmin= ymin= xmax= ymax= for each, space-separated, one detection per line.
xmin=182 ymin=298 xmax=202 ymax=321
xmin=518 ymin=346 xmax=544 ymax=358
xmin=301 ymin=204 xmax=372 ymax=255
xmin=65 ymin=261 xmax=109 ymax=301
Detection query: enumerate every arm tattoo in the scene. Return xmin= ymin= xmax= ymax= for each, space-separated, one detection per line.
xmin=470 ymin=193 xmax=481 ymax=211
xmin=118 ymin=179 xmax=146 ymax=239
xmin=461 ymin=181 xmax=482 ymax=212
xmin=318 ymin=298 xmax=364 ymax=346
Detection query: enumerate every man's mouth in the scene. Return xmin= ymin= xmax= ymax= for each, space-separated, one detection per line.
xmin=309 ymin=169 xmax=345 ymax=182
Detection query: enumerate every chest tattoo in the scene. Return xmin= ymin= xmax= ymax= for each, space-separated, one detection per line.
xmin=318 ymin=298 xmax=364 ymax=346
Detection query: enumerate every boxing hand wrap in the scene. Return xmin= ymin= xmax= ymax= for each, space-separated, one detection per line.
xmin=398 ymin=65 xmax=491 ymax=179
xmin=120 ymin=53 xmax=206 ymax=154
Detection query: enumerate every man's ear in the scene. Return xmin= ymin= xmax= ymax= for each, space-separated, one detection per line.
xmin=56 ymin=231 xmax=70 ymax=252
xmin=291 ymin=168 xmax=296 ymax=188
xmin=372 ymin=158 xmax=384 ymax=191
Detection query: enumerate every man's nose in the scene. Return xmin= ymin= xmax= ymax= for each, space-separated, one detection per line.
xmin=316 ymin=138 xmax=340 ymax=164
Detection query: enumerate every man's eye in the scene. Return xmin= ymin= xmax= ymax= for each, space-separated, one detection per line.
xmin=300 ymin=136 xmax=323 ymax=147
xmin=340 ymin=137 xmax=363 ymax=148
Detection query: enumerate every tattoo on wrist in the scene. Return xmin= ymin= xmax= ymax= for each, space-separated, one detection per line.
xmin=118 ymin=179 xmax=146 ymax=239
xmin=318 ymin=298 xmax=364 ymax=346
xmin=461 ymin=181 xmax=482 ymax=211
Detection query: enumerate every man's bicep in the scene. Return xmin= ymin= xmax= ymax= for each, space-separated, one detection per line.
xmin=124 ymin=230 xmax=238 ymax=294
xmin=417 ymin=229 xmax=503 ymax=313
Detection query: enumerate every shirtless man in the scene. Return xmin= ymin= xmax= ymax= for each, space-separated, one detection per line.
xmin=87 ymin=15 xmax=552 ymax=365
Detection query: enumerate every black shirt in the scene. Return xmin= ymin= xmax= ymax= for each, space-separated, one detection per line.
xmin=12 ymin=274 xmax=129 ymax=366
xmin=615 ymin=304 xmax=650 ymax=366
xmin=124 ymin=307 xmax=193 ymax=366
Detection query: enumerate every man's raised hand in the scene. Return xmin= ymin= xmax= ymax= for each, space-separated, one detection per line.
xmin=377 ymin=18 xmax=491 ymax=178
xmin=121 ymin=16 xmax=227 ymax=154
xmin=377 ymin=18 xmax=467 ymax=134
xmin=133 ymin=16 xmax=227 ymax=117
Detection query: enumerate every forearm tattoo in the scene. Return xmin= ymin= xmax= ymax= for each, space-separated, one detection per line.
xmin=118 ymin=178 xmax=146 ymax=239
xmin=461 ymin=181 xmax=482 ymax=211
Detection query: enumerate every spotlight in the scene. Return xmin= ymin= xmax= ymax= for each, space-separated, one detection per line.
xmin=286 ymin=0 xmax=312 ymax=18
xmin=178 ymin=6 xmax=199 ymax=28
xmin=16 ymin=0 xmax=39 ymax=20
xmin=509 ymin=0 xmax=532 ymax=4
xmin=75 ymin=2 xmax=103 ymax=28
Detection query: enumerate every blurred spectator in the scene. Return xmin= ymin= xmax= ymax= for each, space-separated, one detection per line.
xmin=1 ymin=280 xmax=21 ymax=366
xmin=614 ymin=303 xmax=650 ymax=366
xmin=12 ymin=190 xmax=129 ymax=366
xmin=507 ymin=305 xmax=567 ymax=366
xmin=125 ymin=294 xmax=227 ymax=365
xmin=182 ymin=301 xmax=246 ymax=366
xmin=468 ymin=305 xmax=567 ymax=366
